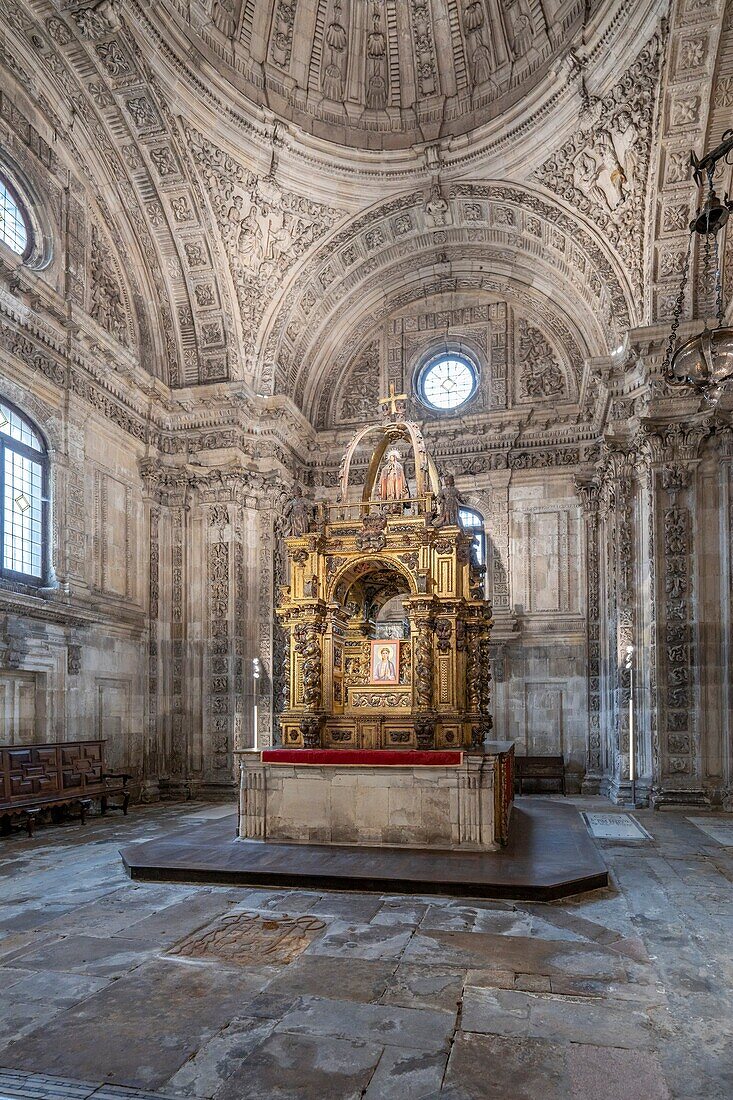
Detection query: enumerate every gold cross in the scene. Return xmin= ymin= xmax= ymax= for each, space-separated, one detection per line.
xmin=379 ymin=382 xmax=407 ymax=416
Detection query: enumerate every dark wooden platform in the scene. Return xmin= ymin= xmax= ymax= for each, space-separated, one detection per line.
xmin=120 ymin=798 xmax=608 ymax=901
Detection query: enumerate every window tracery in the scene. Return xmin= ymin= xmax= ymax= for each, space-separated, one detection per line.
xmin=0 ymin=401 xmax=48 ymax=584
xmin=417 ymin=353 xmax=479 ymax=411
xmin=0 ymin=174 xmax=30 ymax=257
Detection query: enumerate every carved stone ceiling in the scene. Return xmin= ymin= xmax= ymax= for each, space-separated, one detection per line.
xmin=145 ymin=0 xmax=586 ymax=152
xmin=0 ymin=0 xmax=729 ymax=416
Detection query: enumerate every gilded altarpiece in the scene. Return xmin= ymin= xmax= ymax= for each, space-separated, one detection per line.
xmin=276 ymin=408 xmax=494 ymax=752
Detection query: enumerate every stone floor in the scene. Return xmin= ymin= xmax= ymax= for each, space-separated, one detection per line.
xmin=0 ymin=797 xmax=731 ymax=1100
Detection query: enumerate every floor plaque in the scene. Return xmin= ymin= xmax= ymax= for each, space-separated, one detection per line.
xmin=687 ymin=817 xmax=733 ymax=846
xmin=169 ymin=911 xmax=327 ymax=965
xmin=582 ymin=812 xmax=651 ymax=841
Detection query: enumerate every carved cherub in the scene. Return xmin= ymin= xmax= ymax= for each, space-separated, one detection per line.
xmin=93 ymin=0 xmax=123 ymax=33
xmin=433 ymin=474 xmax=466 ymax=528
xmin=283 ymin=485 xmax=313 ymax=538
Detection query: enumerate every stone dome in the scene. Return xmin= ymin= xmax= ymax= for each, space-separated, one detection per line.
xmin=171 ymin=0 xmax=586 ymax=150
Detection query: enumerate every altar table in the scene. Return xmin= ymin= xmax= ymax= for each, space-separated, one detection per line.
xmin=237 ymin=743 xmax=514 ymax=851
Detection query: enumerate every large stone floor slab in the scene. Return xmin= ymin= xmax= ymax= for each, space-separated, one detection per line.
xmin=0 ymin=799 xmax=730 ymax=1099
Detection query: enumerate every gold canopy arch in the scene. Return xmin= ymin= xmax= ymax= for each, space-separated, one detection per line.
xmin=328 ymin=554 xmax=418 ymax=605
xmin=338 ymin=394 xmax=440 ymax=505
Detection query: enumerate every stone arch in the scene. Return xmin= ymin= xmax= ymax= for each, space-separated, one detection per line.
xmin=0 ymin=378 xmax=63 ymax=455
xmin=317 ymin=279 xmax=583 ymax=429
xmin=257 ymin=182 xmax=635 ymax=418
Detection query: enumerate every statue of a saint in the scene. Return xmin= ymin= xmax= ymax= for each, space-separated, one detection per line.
xmin=433 ymin=474 xmax=466 ymax=528
xmin=378 ymin=451 xmax=410 ymax=512
xmin=283 ymin=485 xmax=313 ymax=537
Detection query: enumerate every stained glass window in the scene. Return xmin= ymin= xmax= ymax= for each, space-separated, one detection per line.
xmin=0 ymin=402 xmax=47 ymax=582
xmin=0 ymin=176 xmax=29 ymax=257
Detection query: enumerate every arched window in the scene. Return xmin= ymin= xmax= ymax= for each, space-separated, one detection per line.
xmin=0 ymin=402 xmax=48 ymax=583
xmin=459 ymin=507 xmax=486 ymax=567
xmin=0 ymin=174 xmax=30 ymax=257
xmin=417 ymin=351 xmax=479 ymax=412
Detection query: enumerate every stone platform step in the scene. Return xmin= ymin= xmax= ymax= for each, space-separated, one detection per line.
xmin=121 ymin=798 xmax=608 ymax=902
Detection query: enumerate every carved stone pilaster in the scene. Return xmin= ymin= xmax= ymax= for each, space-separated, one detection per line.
xmin=145 ymin=504 xmax=160 ymax=786
xmin=207 ymin=503 xmax=232 ymax=778
xmin=724 ymin=439 xmax=733 ymax=810
xmin=647 ymin=419 xmax=714 ymax=807
xmin=576 ymin=476 xmax=602 ymax=792
xmin=486 ymin=473 xmax=511 ymax=613
xmin=169 ymin=504 xmax=186 ymax=780
xmin=596 ymin=446 xmax=637 ymax=802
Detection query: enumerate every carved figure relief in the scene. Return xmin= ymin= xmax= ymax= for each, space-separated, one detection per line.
xmin=283 ymin=485 xmax=314 ymax=537
xmin=89 ymin=226 xmax=130 ymax=347
xmin=379 ymin=451 xmax=410 ymax=511
xmin=433 ymin=475 xmax=466 ymax=528
xmin=536 ymin=34 xmax=663 ymax=294
xmin=339 ymin=341 xmax=380 ymax=422
xmin=461 ymin=0 xmax=496 ymax=85
xmin=424 ymin=185 xmax=450 ymax=226
xmin=355 ymin=512 xmax=387 ymax=552
xmin=517 ymin=319 xmax=565 ymax=399
xmin=435 ymin=618 xmax=452 ymax=652
xmin=187 ymin=129 xmax=340 ymax=356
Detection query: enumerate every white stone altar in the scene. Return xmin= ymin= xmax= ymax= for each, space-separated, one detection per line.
xmin=237 ymin=744 xmax=514 ymax=851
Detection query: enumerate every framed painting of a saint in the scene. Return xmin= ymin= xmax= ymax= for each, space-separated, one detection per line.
xmin=370 ymin=640 xmax=400 ymax=685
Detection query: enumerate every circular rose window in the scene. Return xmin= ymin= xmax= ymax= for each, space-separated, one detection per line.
xmin=417 ymin=353 xmax=478 ymax=411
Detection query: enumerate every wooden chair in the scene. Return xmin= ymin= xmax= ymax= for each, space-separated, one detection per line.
xmin=515 ymin=755 xmax=566 ymax=796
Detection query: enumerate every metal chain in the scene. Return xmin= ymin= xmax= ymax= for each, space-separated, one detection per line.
xmin=702 ymin=229 xmax=712 ymax=319
xmin=662 ymin=232 xmax=693 ymax=378
xmin=712 ymin=230 xmax=725 ymax=328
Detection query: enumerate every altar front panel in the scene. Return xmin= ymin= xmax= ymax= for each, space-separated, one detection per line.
xmin=238 ymin=745 xmax=514 ymax=850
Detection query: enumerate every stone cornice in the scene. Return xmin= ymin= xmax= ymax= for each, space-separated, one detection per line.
xmin=0 ymin=587 xmax=109 ymax=629
xmin=0 ymin=298 xmax=317 ymax=467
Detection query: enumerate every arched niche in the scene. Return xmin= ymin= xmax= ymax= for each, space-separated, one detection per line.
xmin=329 ymin=555 xmax=417 ymax=607
xmin=339 ymin=421 xmax=440 ymax=504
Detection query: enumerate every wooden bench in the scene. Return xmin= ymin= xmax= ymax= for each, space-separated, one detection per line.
xmin=0 ymin=739 xmax=132 ymax=837
xmin=515 ymin=754 xmax=566 ymax=796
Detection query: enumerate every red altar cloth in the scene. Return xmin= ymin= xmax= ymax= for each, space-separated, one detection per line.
xmin=261 ymin=749 xmax=464 ymax=767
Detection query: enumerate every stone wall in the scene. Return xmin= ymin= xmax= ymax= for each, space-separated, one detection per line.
xmin=0 ymin=364 xmax=147 ymax=776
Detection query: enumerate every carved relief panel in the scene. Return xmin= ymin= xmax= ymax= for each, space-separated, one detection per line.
xmin=93 ymin=470 xmax=139 ymax=602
